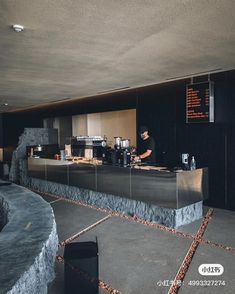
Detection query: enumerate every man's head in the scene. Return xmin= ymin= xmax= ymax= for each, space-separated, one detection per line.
xmin=139 ymin=126 xmax=149 ymax=140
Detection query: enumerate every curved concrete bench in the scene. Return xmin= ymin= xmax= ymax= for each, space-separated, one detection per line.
xmin=0 ymin=182 xmax=58 ymax=294
xmin=0 ymin=195 xmax=9 ymax=231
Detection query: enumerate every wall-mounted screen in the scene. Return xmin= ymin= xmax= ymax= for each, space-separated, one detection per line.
xmin=186 ymin=81 xmax=214 ymax=123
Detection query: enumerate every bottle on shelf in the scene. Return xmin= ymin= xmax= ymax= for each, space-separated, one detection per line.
xmin=190 ymin=156 xmax=196 ymax=170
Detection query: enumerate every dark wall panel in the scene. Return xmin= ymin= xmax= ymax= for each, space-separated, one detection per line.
xmin=58 ymin=116 xmax=72 ymax=149
xmin=2 ymin=113 xmax=43 ymax=162
xmin=176 ymin=124 xmax=226 ymax=208
xmin=137 ymin=85 xmax=180 ymax=165
xmin=228 ymin=126 xmax=235 ymax=210
xmin=137 ymin=70 xmax=235 ymax=210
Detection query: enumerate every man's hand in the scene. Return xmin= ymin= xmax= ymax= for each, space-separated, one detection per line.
xmin=134 ymin=150 xmax=152 ymax=161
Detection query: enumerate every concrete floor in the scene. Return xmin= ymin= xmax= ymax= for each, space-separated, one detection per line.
xmin=40 ymin=193 xmax=235 ymax=294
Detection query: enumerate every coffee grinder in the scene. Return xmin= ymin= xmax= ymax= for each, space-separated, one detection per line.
xmin=112 ymin=137 xmax=122 ymax=165
xmin=181 ymin=153 xmax=189 ymax=170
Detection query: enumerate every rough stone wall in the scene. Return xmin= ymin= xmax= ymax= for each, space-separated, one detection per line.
xmin=0 ymin=196 xmax=9 ymax=232
xmin=9 ymin=128 xmax=58 ymax=183
xmin=6 ymin=219 xmax=58 ymax=294
xmin=0 ymin=183 xmax=58 ymax=294
xmin=29 ymin=177 xmax=202 ymax=228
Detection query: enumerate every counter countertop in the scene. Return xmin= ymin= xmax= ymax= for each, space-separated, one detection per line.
xmin=28 ymin=157 xmax=188 ymax=172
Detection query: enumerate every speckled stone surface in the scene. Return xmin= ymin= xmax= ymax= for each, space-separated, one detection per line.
xmin=28 ymin=177 xmax=202 ymax=228
xmin=175 ymin=201 xmax=203 ymax=227
xmin=0 ymin=183 xmax=58 ymax=294
xmin=9 ymin=128 xmax=58 ymax=183
xmin=0 ymin=196 xmax=9 ymax=232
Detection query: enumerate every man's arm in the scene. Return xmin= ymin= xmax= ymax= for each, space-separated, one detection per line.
xmin=136 ymin=149 xmax=152 ymax=160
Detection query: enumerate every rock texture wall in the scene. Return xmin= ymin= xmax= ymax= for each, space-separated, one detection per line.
xmin=29 ymin=177 xmax=202 ymax=228
xmin=9 ymin=128 xmax=58 ymax=183
xmin=0 ymin=195 xmax=9 ymax=232
xmin=0 ymin=182 xmax=58 ymax=294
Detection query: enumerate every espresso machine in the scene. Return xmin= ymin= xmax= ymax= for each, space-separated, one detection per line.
xmin=70 ymin=136 xmax=107 ymax=159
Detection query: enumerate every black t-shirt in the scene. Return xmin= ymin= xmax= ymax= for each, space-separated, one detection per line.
xmin=139 ymin=136 xmax=156 ymax=164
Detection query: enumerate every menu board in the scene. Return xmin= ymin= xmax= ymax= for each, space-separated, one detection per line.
xmin=186 ymin=81 xmax=214 ymax=123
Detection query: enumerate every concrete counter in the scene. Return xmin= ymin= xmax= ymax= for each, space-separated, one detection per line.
xmin=0 ymin=182 xmax=58 ymax=294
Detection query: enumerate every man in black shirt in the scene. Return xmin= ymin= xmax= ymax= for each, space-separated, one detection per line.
xmin=134 ymin=126 xmax=156 ymax=164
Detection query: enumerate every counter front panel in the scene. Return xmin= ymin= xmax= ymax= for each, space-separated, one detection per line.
xmin=46 ymin=161 xmax=68 ymax=185
xmin=96 ymin=165 xmax=131 ymax=199
xmin=69 ymin=163 xmax=96 ymax=191
xmin=27 ymin=158 xmax=207 ymax=209
xmin=28 ymin=158 xmax=46 ymax=180
xmin=131 ymin=169 xmax=177 ymax=208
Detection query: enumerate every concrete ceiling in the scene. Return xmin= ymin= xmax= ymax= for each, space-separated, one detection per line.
xmin=0 ymin=0 xmax=235 ymax=112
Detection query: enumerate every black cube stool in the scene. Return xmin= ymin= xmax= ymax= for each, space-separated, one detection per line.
xmin=64 ymin=241 xmax=99 ymax=294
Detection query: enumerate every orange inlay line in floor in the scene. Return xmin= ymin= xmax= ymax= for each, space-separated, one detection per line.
xmin=59 ymin=215 xmax=112 ymax=247
xmin=56 ymin=255 xmax=120 ymax=294
xmin=201 ymin=238 xmax=235 ymax=254
xmin=33 ymin=188 xmax=235 ymax=256
xmin=33 ymin=188 xmax=235 ymax=254
xmin=30 ymin=188 xmax=195 ymax=241
xmin=168 ymin=208 xmax=214 ymax=294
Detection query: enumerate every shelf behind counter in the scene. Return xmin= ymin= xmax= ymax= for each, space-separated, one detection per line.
xmin=27 ymin=157 xmax=208 ymax=209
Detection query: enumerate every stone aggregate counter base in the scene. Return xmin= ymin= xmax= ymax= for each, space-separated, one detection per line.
xmin=28 ymin=177 xmax=202 ymax=228
xmin=0 ymin=182 xmax=58 ymax=294
xmin=9 ymin=128 xmax=58 ymax=183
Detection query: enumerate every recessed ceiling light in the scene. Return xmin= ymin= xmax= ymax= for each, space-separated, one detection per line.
xmin=12 ymin=24 xmax=24 ymax=32
xmin=0 ymin=103 xmax=8 ymax=107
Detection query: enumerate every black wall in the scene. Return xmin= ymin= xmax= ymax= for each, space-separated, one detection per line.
xmin=137 ymin=70 xmax=235 ymax=210
xmin=1 ymin=69 xmax=235 ymax=210
xmin=2 ymin=113 xmax=43 ymax=163
xmin=0 ymin=91 xmax=137 ymax=163
xmin=57 ymin=116 xmax=73 ymax=149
